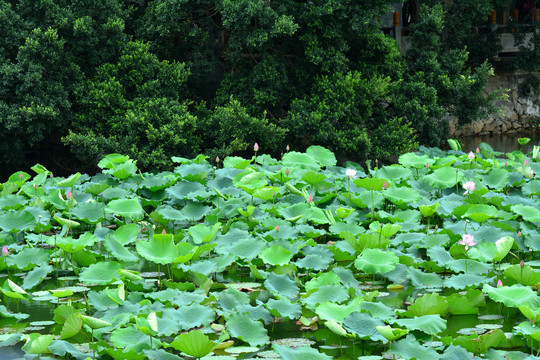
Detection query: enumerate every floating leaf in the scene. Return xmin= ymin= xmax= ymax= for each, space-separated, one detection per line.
xmin=393 ymin=315 xmax=446 ymax=335
xmin=354 ymin=249 xmax=398 ymax=274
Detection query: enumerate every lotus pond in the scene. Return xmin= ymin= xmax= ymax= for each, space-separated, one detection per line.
xmin=1 ymin=142 xmax=540 ymax=359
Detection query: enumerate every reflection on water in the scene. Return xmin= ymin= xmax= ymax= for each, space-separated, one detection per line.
xmin=459 ymin=131 xmax=540 ymax=155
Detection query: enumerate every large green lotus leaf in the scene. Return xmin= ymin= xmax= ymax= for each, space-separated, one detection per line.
xmin=481 ymin=168 xmax=510 ymax=190
xmin=260 ymin=246 xmax=293 ymax=266
xmin=219 ymin=236 xmax=265 ymax=261
xmin=0 ymin=210 xmax=36 ymax=232
xmin=266 ymin=298 xmax=302 ymax=320
xmin=56 ymin=232 xmax=97 ymax=253
xmin=376 ymin=166 xmax=412 ymax=181
xmin=104 ymin=234 xmax=139 ymax=262
xmin=303 ymin=284 xmax=349 ymax=308
xmin=446 ymin=291 xmax=484 ymax=315
xmin=137 ymin=235 xmax=180 ymax=264
xmin=393 ymin=315 xmax=446 ymax=336
xmin=226 ymin=312 xmax=269 ymax=346
xmin=111 ymin=325 xmax=160 ymax=352
xmin=511 ymin=204 xmax=540 ymax=223
xmin=273 ymin=344 xmax=332 ymax=360
xmin=450 ymin=329 xmax=505 ymax=355
xmin=493 ymin=236 xmax=514 ymax=261
xmin=302 ymin=171 xmax=327 ymax=186
xmin=222 ymin=156 xmax=251 ymax=169
xmin=79 ymin=261 xmax=122 ymax=285
xmin=361 ymin=302 xmax=395 ymax=322
xmin=156 ymin=205 xmax=187 ymax=222
xmin=70 ymin=201 xmax=105 ymax=224
xmin=114 ymin=223 xmax=140 ymax=245
xmin=353 ymin=177 xmax=388 ymax=191
xmin=7 ymin=248 xmax=49 ymax=271
xmin=106 ymin=199 xmax=145 ymax=220
xmin=182 ymin=203 xmax=211 ymax=221
xmin=445 ymin=259 xmax=491 ymax=275
xmin=422 ymin=167 xmax=464 ymax=189
xmin=444 ymin=274 xmax=491 ymax=290
xmin=167 ymin=330 xmax=217 ymax=358
xmin=376 ymin=326 xmax=408 ymax=342
xmin=264 ymin=273 xmax=299 ymax=300
xmin=59 ymin=313 xmax=82 ymax=340
xmin=141 ymin=174 xmax=176 ymax=192
xmin=22 ymin=264 xmax=53 ymax=290
xmin=57 ymin=172 xmax=81 ymax=187
xmin=399 ymin=152 xmax=433 ymax=168
xmin=463 ymin=204 xmax=498 ymax=223
xmin=0 ymin=305 xmax=28 ymax=320
xmin=21 ymin=333 xmax=54 ymax=354
xmin=253 ymin=186 xmax=281 ymax=201
xmin=343 ymin=312 xmax=386 ymax=342
xmin=407 ymin=267 xmax=443 ymax=289
xmin=522 ymin=179 xmax=540 ymax=197
xmin=104 ymin=161 xmax=138 ymax=180
xmin=281 ymin=151 xmax=320 ymax=171
xmin=406 ymin=293 xmax=449 ymax=317
xmin=188 ymin=223 xmax=221 ymax=244
xmin=0 ymin=194 xmax=27 ymax=210
xmin=166 ymin=181 xmax=209 ymax=201
xmin=85 ymin=182 xmax=111 ymax=196
xmin=296 ymin=254 xmax=331 ymax=271
xmin=343 ymin=232 xmax=389 ymax=253
xmin=484 ymin=284 xmax=540 ymax=308
xmin=390 ymin=336 xmax=440 ymax=359
xmin=304 ymin=272 xmax=341 ymax=292
xmin=515 ymin=321 xmax=540 ymax=342
xmin=306 ymin=145 xmax=337 ymax=167
xmin=98 ymin=154 xmax=130 ymax=169
xmin=315 ymin=297 xmax=363 ymax=322
xmin=383 ymin=186 xmax=422 ymax=208
xmin=426 ymin=246 xmax=453 ymax=265
xmin=48 ymin=340 xmax=98 ymax=359
xmin=142 ymin=349 xmax=183 ymax=360
xmin=233 ymin=171 xmax=267 ymax=193
xmin=161 ymin=304 xmax=215 ymax=332
xmin=504 ymin=264 xmax=540 ymax=286
xmin=354 ymin=249 xmax=398 ymax=274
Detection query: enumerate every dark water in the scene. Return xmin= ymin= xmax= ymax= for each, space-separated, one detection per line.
xmin=459 ymin=131 xmax=540 ymax=155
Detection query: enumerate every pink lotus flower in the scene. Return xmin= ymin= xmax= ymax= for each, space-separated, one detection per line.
xmin=2 ymin=246 xmax=7 ymax=257
xmin=504 ymin=161 xmax=508 ymax=167
xmin=308 ymin=195 xmax=313 ymax=203
xmin=66 ymin=190 xmax=73 ymax=199
xmin=497 ymin=279 xmax=503 ymax=287
xmin=383 ymin=182 xmax=388 ymax=190
xmin=346 ymin=168 xmax=357 ymax=179
xmin=468 ymin=151 xmax=475 ymax=161
xmin=162 ymin=229 xmax=166 ymax=234
xmin=525 ymin=159 xmax=529 ymax=166
xmin=254 ymin=143 xmax=259 ymax=152
xmin=459 ymin=234 xmax=476 ymax=251
xmin=463 ymin=181 xmax=476 ymax=195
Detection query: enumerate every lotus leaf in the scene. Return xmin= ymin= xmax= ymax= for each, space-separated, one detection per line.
xmin=406 ymin=293 xmax=449 ymax=317
xmin=354 ymin=248 xmax=398 ymax=274
xmin=106 ymin=198 xmax=145 ymax=220
xmin=226 ymin=312 xmax=269 ymax=346
xmin=343 ymin=312 xmax=386 ymax=342
xmin=483 ymin=284 xmax=540 ymax=308
xmin=79 ymin=261 xmax=122 ymax=285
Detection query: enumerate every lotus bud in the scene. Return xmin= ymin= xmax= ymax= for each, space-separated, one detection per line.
xmin=216 ymin=156 xmax=220 ymax=163
xmin=525 ymin=159 xmax=529 ymax=166
xmin=19 ymin=172 xmax=23 ymax=181
xmin=308 ymin=195 xmax=313 ymax=203
xmin=435 ymin=225 xmax=439 ymax=230
xmin=521 ymin=259 xmax=525 ymax=268
xmin=383 ymin=182 xmax=388 ymax=190
xmin=530 ymin=172 xmax=534 ymax=179
xmin=162 ymin=229 xmax=166 ymax=234
xmin=286 ymin=168 xmax=289 ymax=175
xmin=254 ymin=143 xmax=259 ymax=152
xmin=286 ymin=144 xmax=290 ymax=152
xmin=505 ymin=161 xmax=508 ymax=167
xmin=518 ymin=231 xmax=522 ymax=237
xmin=272 ymin=192 xmax=276 ymax=198
xmin=66 ymin=190 xmax=73 ymax=199
xmin=2 ymin=246 xmax=7 ymax=257
xmin=276 ymin=225 xmax=279 ymax=232
xmin=50 ymin=173 xmax=53 ymax=178
xmin=426 ymin=162 xmax=429 ymax=168
xmin=468 ymin=151 xmax=475 ymax=161
xmin=476 ymin=147 xmax=480 ymax=154
xmin=497 ymin=279 xmax=503 ymax=287
xmin=34 ymin=184 xmax=37 ymax=189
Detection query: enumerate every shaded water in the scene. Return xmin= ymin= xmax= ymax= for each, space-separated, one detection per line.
xmin=459 ymin=131 xmax=540 ymax=155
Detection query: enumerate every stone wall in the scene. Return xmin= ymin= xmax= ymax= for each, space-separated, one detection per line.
xmin=449 ymin=71 xmax=539 ymax=137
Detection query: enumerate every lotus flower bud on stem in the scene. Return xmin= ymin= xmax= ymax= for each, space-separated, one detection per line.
xmin=497 ymin=279 xmax=503 ymax=287
xmin=505 ymin=161 xmax=508 ymax=167
xmin=286 ymin=168 xmax=290 ymax=175
xmin=468 ymin=151 xmax=475 ymax=161
xmin=518 ymin=231 xmax=522 ymax=237
xmin=275 ymin=225 xmax=279 ymax=233
xmin=308 ymin=195 xmax=313 ymax=203
xmin=286 ymin=144 xmax=290 ymax=152
xmin=521 ymin=259 xmax=525 ymax=268
xmin=426 ymin=162 xmax=429 ymax=168
xmin=216 ymin=156 xmax=220 ymax=163
xmin=476 ymin=147 xmax=480 ymax=154
xmin=383 ymin=182 xmax=388 ymax=190
xmin=525 ymin=159 xmax=529 ymax=166
xmin=162 ymin=229 xmax=166 ymax=234
xmin=254 ymin=143 xmax=259 ymax=152
xmin=530 ymin=172 xmax=534 ymax=179
xmin=66 ymin=190 xmax=73 ymax=199
xmin=2 ymin=246 xmax=7 ymax=257
xmin=19 ymin=173 xmax=23 ymax=181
